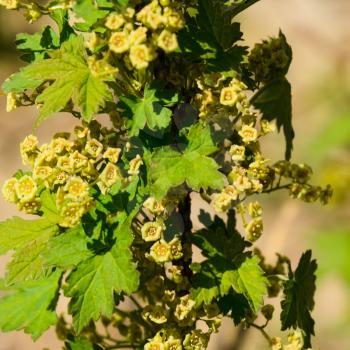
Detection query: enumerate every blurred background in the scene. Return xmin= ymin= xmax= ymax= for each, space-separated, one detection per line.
xmin=0 ymin=0 xmax=349 ymax=349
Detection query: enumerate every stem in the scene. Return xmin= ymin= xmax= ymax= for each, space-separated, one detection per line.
xmin=262 ymin=184 xmax=291 ymax=194
xmin=177 ymin=193 xmax=193 ymax=281
xmin=129 ymin=295 xmax=143 ymax=310
xmin=249 ymin=323 xmax=272 ymax=345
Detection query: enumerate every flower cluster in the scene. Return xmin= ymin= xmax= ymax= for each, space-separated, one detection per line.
xmin=87 ymin=0 xmax=184 ymax=71
xmin=248 ymin=32 xmax=292 ymax=83
xmin=141 ymin=197 xmax=183 ymax=264
xmin=1 ymin=125 xmax=143 ymax=227
xmin=271 ymin=330 xmax=319 ymax=350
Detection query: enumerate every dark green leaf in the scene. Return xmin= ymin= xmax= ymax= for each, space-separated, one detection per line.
xmin=280 ymin=250 xmax=317 ymax=347
xmin=251 ymin=78 xmax=294 ymax=160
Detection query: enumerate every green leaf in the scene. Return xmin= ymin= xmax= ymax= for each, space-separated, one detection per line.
xmin=2 ymin=69 xmax=42 ymax=93
xmin=0 ymin=217 xmax=58 ymax=255
xmin=66 ymin=337 xmax=103 ymax=350
xmin=17 ymin=36 xmax=111 ymax=126
xmin=118 ymin=82 xmax=178 ymax=136
xmin=190 ymin=270 xmax=220 ymax=305
xmin=0 ymin=270 xmax=61 ymax=340
xmin=74 ymin=0 xmax=108 ymax=27
xmin=226 ymin=0 xmax=261 ymax=18
xmin=5 ymin=240 xmax=48 ymax=285
xmin=65 ymin=220 xmax=139 ymax=332
xmin=217 ymin=293 xmax=250 ymax=325
xmin=40 ymin=189 xmax=61 ymax=223
xmin=43 ymin=227 xmax=94 ymax=269
xmin=220 ymin=256 xmax=268 ymax=313
xmin=198 ymin=0 xmax=243 ymax=50
xmin=280 ymin=250 xmax=317 ymax=348
xmin=251 ymin=78 xmax=294 ymax=160
xmin=148 ymin=124 xmax=225 ymax=198
xmin=49 ymin=9 xmax=75 ymax=42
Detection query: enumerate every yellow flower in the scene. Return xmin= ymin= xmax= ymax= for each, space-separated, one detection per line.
xmin=128 ymin=154 xmax=143 ymax=175
xmin=144 ymin=340 xmax=165 ymax=350
xmin=64 ymin=176 xmax=89 ymax=200
xmin=105 ymin=13 xmax=125 ymax=30
xmin=229 ymin=145 xmax=245 ymax=162
xmin=15 ymin=175 xmax=37 ymax=202
xmin=85 ymin=32 xmax=100 ymax=51
xmin=59 ymin=202 xmax=85 ymax=228
xmin=6 ymin=92 xmax=17 ymax=112
xmin=238 ymin=125 xmax=258 ymax=143
xmin=143 ymin=197 xmax=165 ymax=215
xmin=144 ymin=305 xmax=168 ymax=324
xmin=157 ymin=30 xmax=178 ymax=53
xmin=70 ymin=151 xmax=88 ymax=170
xmin=149 ymin=240 xmax=171 ymax=263
xmin=245 ymin=217 xmax=263 ymax=242
xmin=33 ymin=165 xmax=53 ymax=181
xmin=174 ymin=294 xmax=195 ymax=321
xmin=0 ymin=0 xmax=18 ymax=9
xmin=223 ymin=185 xmax=238 ymax=200
xmin=233 ymin=174 xmax=251 ymax=192
xmin=98 ymin=163 xmax=122 ymax=193
xmin=109 ymin=31 xmax=129 ymax=53
xmin=164 ymin=338 xmax=182 ymax=350
xmin=213 ymin=192 xmax=232 ymax=213
xmin=57 ymin=156 xmax=74 ymax=173
xmin=18 ymin=197 xmax=41 ymax=214
xmin=85 ymin=138 xmax=103 ymax=158
xmin=129 ymin=44 xmax=154 ymax=69
xmin=169 ymin=237 xmax=183 ymax=260
xmin=129 ymin=27 xmax=148 ymax=45
xmin=183 ymin=330 xmax=209 ymax=350
xmin=2 ymin=178 xmax=18 ymax=203
xmin=102 ymin=147 xmax=121 ymax=163
xmin=219 ymin=87 xmax=239 ymax=106
xmin=20 ymin=135 xmax=39 ymax=153
xmin=141 ymin=221 xmax=164 ymax=242
xmin=51 ymin=170 xmax=69 ymax=187
xmin=50 ymin=137 xmax=71 ymax=154
xmin=81 ymin=160 xmax=98 ymax=180
xmin=163 ymin=7 xmax=184 ymax=29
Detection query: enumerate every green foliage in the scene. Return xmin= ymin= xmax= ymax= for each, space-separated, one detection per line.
xmin=0 ymin=271 xmax=61 ymax=340
xmin=0 ymin=0 xmax=328 ymax=349
xmin=281 ymin=250 xmax=317 ymax=348
xmin=64 ymin=218 xmax=139 ymax=332
xmin=118 ymin=81 xmax=178 ymax=136
xmin=148 ymin=124 xmax=225 ymax=198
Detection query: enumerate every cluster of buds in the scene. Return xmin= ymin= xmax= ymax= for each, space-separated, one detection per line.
xmin=1 ymin=125 xmax=143 ymax=227
xmin=87 ymin=0 xmax=184 ymax=71
xmin=272 ymin=161 xmax=332 ymax=204
xmin=271 ymin=329 xmax=318 ymax=350
xmin=248 ymin=32 xmax=292 ymax=83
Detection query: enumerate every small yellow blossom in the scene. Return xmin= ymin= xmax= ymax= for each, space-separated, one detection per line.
xmin=102 ymin=147 xmax=121 ymax=163
xmin=129 ymin=44 xmax=154 ymax=69
xmin=109 ymin=31 xmax=130 ymax=53
xmin=141 ymin=221 xmax=164 ymax=242
xmin=15 ymin=175 xmax=37 ymax=202
xmin=144 ymin=340 xmax=165 ymax=350
xmin=143 ymin=197 xmax=165 ymax=215
xmin=57 ymin=156 xmax=74 ymax=173
xmin=245 ymin=217 xmax=263 ymax=242
xmin=219 ymin=87 xmax=239 ymax=106
xmin=59 ymin=201 xmax=85 ymax=228
xmin=105 ymin=13 xmax=125 ymax=30
xmin=85 ymin=138 xmax=103 ymax=158
xmin=98 ymin=162 xmax=122 ymax=193
xmin=128 ymin=154 xmax=143 ymax=175
xmin=169 ymin=237 xmax=183 ymax=260
xmin=157 ymin=30 xmax=178 ymax=53
xmin=64 ymin=177 xmax=89 ymax=200
xmin=6 ymin=92 xmax=17 ymax=112
xmin=2 ymin=178 xmax=18 ymax=203
xmin=70 ymin=151 xmax=88 ymax=170
xmin=20 ymin=135 xmax=39 ymax=153
xmin=18 ymin=197 xmax=41 ymax=214
xmin=149 ymin=240 xmax=171 ymax=263
xmin=33 ymin=165 xmax=53 ymax=181
xmin=129 ymin=26 xmax=148 ymax=45
xmin=238 ymin=125 xmax=258 ymax=143
xmin=213 ymin=192 xmax=232 ymax=213
xmin=0 ymin=0 xmax=18 ymax=10
xmin=229 ymin=145 xmax=245 ymax=162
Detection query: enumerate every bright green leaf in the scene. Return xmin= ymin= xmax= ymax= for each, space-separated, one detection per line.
xmin=0 ymin=217 xmax=58 ymax=255
xmin=65 ymin=221 xmax=139 ymax=332
xmin=118 ymin=82 xmax=178 ymax=136
xmin=220 ymin=256 xmax=268 ymax=313
xmin=74 ymin=0 xmax=108 ymax=27
xmin=43 ymin=227 xmax=94 ymax=269
xmin=0 ymin=270 xmax=61 ymax=340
